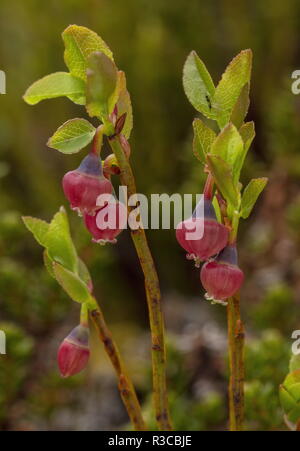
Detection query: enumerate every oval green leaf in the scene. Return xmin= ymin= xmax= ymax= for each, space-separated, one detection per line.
xmin=240 ymin=177 xmax=268 ymax=219
xmin=86 ymin=52 xmax=118 ymax=120
xmin=62 ymin=25 xmax=113 ymax=81
xmin=183 ymin=51 xmax=216 ymax=119
xmin=23 ymin=72 xmax=85 ymax=105
xmin=53 ymin=262 xmax=91 ymax=304
xmin=212 ymin=49 xmax=252 ymax=128
xmin=47 ymin=118 xmax=96 ymax=154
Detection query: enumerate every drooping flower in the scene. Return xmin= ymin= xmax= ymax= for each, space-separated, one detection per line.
xmin=62 ymin=153 xmax=113 ymax=216
xmin=176 ymin=198 xmax=228 ymax=261
xmin=57 ymin=324 xmax=90 ymax=378
xmin=200 ymin=244 xmax=244 ymax=305
xmin=84 ymin=200 xmax=128 ymax=244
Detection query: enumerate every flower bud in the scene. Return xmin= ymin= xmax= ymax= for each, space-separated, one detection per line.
xmin=280 ymin=370 xmax=300 ymax=428
xmin=200 ymin=244 xmax=244 ymax=304
xmin=103 ymin=154 xmax=120 ymax=175
xmin=84 ymin=200 xmax=128 ymax=244
xmin=62 ymin=153 xmax=113 ymax=216
xmin=57 ymin=325 xmax=90 ymax=378
xmin=176 ymin=198 xmax=228 ymax=261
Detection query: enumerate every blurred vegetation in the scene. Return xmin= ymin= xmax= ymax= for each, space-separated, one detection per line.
xmin=0 ymin=0 xmax=299 ymax=430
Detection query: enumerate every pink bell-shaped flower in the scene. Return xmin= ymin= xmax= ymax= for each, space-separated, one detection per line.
xmin=57 ymin=324 xmax=90 ymax=378
xmin=62 ymin=153 xmax=113 ymax=216
xmin=200 ymin=244 xmax=244 ymax=305
xmin=84 ymin=200 xmax=128 ymax=244
xmin=176 ymin=198 xmax=228 ymax=261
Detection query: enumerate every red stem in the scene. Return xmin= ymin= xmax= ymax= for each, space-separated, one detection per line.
xmin=203 ymin=172 xmax=214 ymax=200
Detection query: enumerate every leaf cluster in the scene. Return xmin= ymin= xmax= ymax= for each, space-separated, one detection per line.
xmin=23 ymin=25 xmax=133 ymax=155
xmin=184 ymin=49 xmax=267 ymax=220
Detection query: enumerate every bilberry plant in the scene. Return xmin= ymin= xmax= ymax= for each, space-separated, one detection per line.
xmin=179 ymin=49 xmax=268 ymax=430
xmin=23 ymin=25 xmax=172 ymax=431
xmin=22 ymin=208 xmax=146 ymax=429
xmin=21 ymin=25 xmax=268 ymax=432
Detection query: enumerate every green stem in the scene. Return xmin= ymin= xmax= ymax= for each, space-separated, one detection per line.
xmin=80 ymin=302 xmax=89 ymax=327
xmin=87 ymin=297 xmax=147 ymax=431
xmin=229 ymin=209 xmax=240 ymax=244
xmin=227 ymin=294 xmax=245 ymax=431
xmin=213 ymin=188 xmax=244 ymax=430
xmin=108 ymin=135 xmax=172 ymax=431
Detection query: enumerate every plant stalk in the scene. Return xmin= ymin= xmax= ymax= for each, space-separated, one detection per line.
xmin=203 ymin=172 xmax=214 ymax=200
xmin=227 ymin=293 xmax=245 ymax=431
xmin=215 ymin=185 xmax=244 ymax=430
xmin=108 ymin=135 xmax=172 ymax=431
xmin=89 ymin=300 xmax=147 ymax=431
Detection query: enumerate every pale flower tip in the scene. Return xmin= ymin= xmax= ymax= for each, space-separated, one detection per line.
xmin=211 ymin=298 xmax=228 ymax=307
xmin=60 ymin=372 xmax=69 ymax=379
xmin=194 ymin=257 xmax=201 ymax=268
xmin=92 ymin=238 xmax=118 ymax=245
xmin=204 ymin=292 xmax=212 ymax=301
xmin=186 ymin=253 xmax=195 ymax=260
xmin=204 ymin=292 xmax=227 ymax=306
xmin=71 ymin=206 xmax=83 ymax=217
xmin=92 ymin=238 xmax=107 ymax=245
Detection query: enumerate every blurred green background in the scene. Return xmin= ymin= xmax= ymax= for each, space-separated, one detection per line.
xmin=0 ymin=0 xmax=299 ymax=430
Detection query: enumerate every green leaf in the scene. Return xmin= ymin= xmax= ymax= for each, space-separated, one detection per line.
xmin=284 ymin=370 xmax=300 ymax=391
xmin=240 ymin=177 xmax=268 ymax=219
xmin=86 ymin=52 xmax=118 ymax=120
xmin=62 ymin=25 xmax=113 ymax=81
xmin=43 ymin=241 xmax=92 ymax=289
xmin=230 ymin=83 xmax=250 ymax=128
xmin=115 ymin=71 xmax=133 ymax=139
xmin=239 ymin=121 xmax=255 ymax=151
xmin=53 ymin=262 xmax=92 ymax=304
xmin=280 ymin=372 xmax=300 ymax=424
xmin=280 ymin=384 xmax=297 ymax=414
xmin=23 ymin=209 xmax=78 ymax=272
xmin=206 ymin=154 xmax=239 ymax=208
xmin=290 ymin=355 xmax=300 ymax=373
xmin=23 ymin=210 xmax=93 ymax=299
xmin=47 ymin=118 xmax=96 ymax=154
xmin=22 ymin=216 xmax=50 ymax=247
xmin=210 ymin=123 xmax=244 ymax=186
xmin=43 ymin=250 xmax=56 ymax=279
xmin=212 ymin=49 xmax=252 ymax=128
xmin=23 ymin=72 xmax=85 ymax=105
xmin=285 ymin=383 xmax=300 ymax=404
xmin=45 ymin=207 xmax=78 ymax=272
xmin=183 ymin=51 xmax=216 ymax=119
xmin=78 ymin=258 xmax=93 ymax=290
xmin=192 ymin=118 xmax=216 ymax=162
